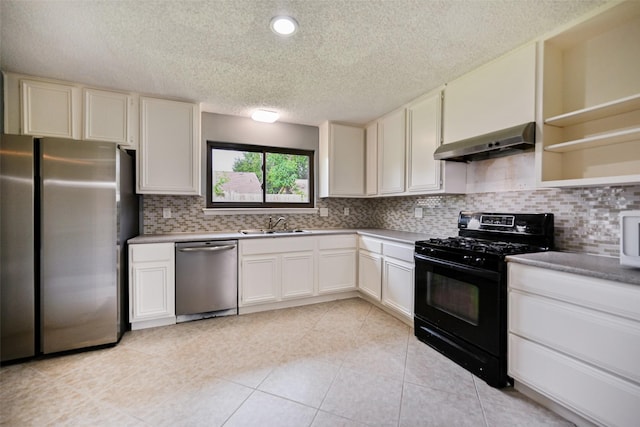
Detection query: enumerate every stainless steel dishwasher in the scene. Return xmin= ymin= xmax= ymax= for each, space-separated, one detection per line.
xmin=175 ymin=240 xmax=238 ymax=322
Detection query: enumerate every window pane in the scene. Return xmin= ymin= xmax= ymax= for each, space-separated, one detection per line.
xmin=265 ymin=153 xmax=309 ymax=203
xmin=211 ymin=149 xmax=263 ymax=202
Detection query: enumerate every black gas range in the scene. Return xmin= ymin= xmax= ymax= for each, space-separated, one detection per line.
xmin=414 ymin=211 xmax=553 ymax=387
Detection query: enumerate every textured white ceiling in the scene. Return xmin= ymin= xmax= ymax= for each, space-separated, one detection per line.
xmin=0 ymin=0 xmax=607 ymax=126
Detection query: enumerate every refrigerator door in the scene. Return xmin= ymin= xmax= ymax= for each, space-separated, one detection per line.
xmin=40 ymin=138 xmax=117 ymax=353
xmin=1 ymin=134 xmax=36 ymax=362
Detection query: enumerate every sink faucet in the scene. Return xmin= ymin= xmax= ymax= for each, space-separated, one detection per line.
xmin=268 ymin=216 xmax=287 ymax=230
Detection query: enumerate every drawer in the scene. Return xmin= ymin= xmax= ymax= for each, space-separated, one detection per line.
xmin=383 ymin=242 xmax=414 ymax=263
xmin=509 ymin=334 xmax=640 ymax=427
xmin=509 ymin=290 xmax=640 ymax=383
xmin=508 ymin=263 xmax=640 ymax=322
xmin=130 ymin=243 xmax=173 ymax=263
xmin=240 ymin=236 xmax=315 ymax=255
xmin=317 ymin=234 xmax=356 ymax=250
xmin=359 ymin=236 xmax=382 ymax=254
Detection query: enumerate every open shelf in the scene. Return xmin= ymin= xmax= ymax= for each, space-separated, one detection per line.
xmin=544 ymin=127 xmax=640 ymax=153
xmin=545 ymin=93 xmax=640 ymax=127
xmin=537 ymin=1 xmax=640 ymax=187
xmin=539 ymin=173 xmax=640 ymax=188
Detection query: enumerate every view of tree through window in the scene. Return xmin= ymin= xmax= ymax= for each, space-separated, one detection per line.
xmin=207 ymin=142 xmax=313 ymax=208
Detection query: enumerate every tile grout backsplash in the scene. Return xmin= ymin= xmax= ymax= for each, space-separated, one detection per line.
xmin=142 ymin=185 xmax=640 ymax=257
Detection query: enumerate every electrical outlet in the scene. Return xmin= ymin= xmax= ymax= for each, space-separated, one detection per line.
xmin=414 ymin=207 xmax=423 ymax=218
xmin=344 ymin=207 xmax=350 ymax=216
xmin=162 ymin=208 xmax=172 ymax=219
xmin=319 ymin=208 xmax=329 ymax=217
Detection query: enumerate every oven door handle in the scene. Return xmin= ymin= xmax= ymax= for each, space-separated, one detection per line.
xmin=414 ymin=253 xmax=500 ymax=281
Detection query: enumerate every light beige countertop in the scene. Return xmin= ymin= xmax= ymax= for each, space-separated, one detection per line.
xmin=128 ymin=228 xmax=434 ymax=246
xmin=507 ymin=251 xmax=640 ymax=286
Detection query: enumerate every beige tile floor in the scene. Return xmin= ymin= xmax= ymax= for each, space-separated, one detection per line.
xmin=1 ymin=298 xmax=574 ymax=426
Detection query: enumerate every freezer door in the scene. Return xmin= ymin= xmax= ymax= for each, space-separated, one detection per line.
xmin=1 ymin=134 xmax=36 ymax=362
xmin=40 ymin=138 xmax=117 ymax=353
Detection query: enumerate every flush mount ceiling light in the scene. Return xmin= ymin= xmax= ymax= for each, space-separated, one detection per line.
xmin=251 ymin=109 xmax=279 ymax=123
xmin=270 ymin=16 xmax=298 ymax=36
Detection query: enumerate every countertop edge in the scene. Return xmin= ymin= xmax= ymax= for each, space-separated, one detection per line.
xmin=507 ymin=251 xmax=640 ymax=286
xmin=128 ymin=228 xmax=432 ymax=245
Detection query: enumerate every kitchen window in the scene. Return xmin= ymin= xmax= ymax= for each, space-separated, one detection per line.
xmin=206 ymin=141 xmax=314 ymax=208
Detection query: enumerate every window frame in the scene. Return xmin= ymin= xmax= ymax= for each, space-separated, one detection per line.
xmin=206 ymin=140 xmax=315 ymax=209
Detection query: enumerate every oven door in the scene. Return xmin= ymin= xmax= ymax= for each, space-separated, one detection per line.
xmin=414 ymin=253 xmax=503 ymax=356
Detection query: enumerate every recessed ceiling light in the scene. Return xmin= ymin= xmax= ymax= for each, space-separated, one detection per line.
xmin=270 ymin=16 xmax=298 ymax=36
xmin=251 ymin=109 xmax=279 ymax=123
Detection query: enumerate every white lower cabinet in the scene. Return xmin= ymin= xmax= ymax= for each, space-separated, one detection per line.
xmin=239 ymin=234 xmax=357 ymax=310
xmin=381 ymin=242 xmax=414 ymax=319
xmin=382 ymin=257 xmax=414 ymax=318
xmin=508 ymin=262 xmax=640 ymax=427
xmin=317 ymin=235 xmax=357 ymax=294
xmin=358 ymin=250 xmax=382 ymax=299
xmin=357 ymin=236 xmax=414 ymax=322
xmin=240 ymin=236 xmax=317 ymax=307
xmin=128 ymin=243 xmax=176 ymax=330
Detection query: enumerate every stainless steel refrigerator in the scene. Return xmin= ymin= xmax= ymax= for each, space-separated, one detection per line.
xmin=1 ymin=134 xmax=139 ymax=362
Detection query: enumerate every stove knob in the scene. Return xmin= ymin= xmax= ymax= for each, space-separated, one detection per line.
xmin=474 ymin=257 xmax=485 ymax=266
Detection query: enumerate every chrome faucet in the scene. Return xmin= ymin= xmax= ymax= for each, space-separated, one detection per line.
xmin=268 ymin=216 xmax=287 ymax=230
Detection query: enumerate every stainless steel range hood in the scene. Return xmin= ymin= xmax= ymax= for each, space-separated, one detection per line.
xmin=434 ymin=122 xmax=535 ymax=162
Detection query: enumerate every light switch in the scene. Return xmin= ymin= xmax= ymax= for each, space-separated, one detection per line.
xmin=163 ymin=208 xmax=172 ymax=219
xmin=319 ymin=208 xmax=329 ymax=217
xmin=344 ymin=207 xmax=350 ymax=216
xmin=414 ymin=207 xmax=423 ymax=218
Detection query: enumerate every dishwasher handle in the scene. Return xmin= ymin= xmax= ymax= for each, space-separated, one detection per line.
xmin=177 ymin=244 xmax=236 ymax=253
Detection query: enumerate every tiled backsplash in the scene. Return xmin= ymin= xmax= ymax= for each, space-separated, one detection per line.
xmin=143 ymin=185 xmax=640 ymax=257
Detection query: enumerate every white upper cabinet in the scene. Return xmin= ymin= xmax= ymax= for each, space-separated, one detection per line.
xmin=406 ymin=90 xmax=466 ymax=194
xmin=20 ymin=79 xmax=80 ymax=139
xmin=538 ymin=1 xmax=640 ymax=187
xmin=365 ymin=122 xmax=378 ymax=196
xmin=443 ymin=43 xmax=536 ymax=144
xmin=378 ymin=109 xmax=406 ymax=194
xmin=318 ymin=122 xmax=365 ymax=197
xmin=5 ymin=73 xmax=138 ymax=147
xmin=138 ymin=96 xmax=200 ymax=195
xmin=83 ymin=88 xmax=137 ymax=148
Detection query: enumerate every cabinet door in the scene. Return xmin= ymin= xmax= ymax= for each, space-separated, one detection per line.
xmin=329 ymin=123 xmax=365 ymax=196
xmin=365 ymin=122 xmax=378 ymax=195
xmin=378 ymin=109 xmax=406 ymax=194
xmin=240 ymin=255 xmax=279 ymax=305
xmin=318 ymin=249 xmax=357 ymax=294
xmin=139 ymin=97 xmax=200 ymax=195
xmin=407 ymin=93 xmax=442 ymax=192
xmin=130 ymin=263 xmax=175 ymax=321
xmin=358 ymin=250 xmax=382 ymax=300
xmin=382 ymin=257 xmax=414 ymax=318
xmin=509 ymin=334 xmax=640 ymax=427
xmin=281 ymin=252 xmax=315 ymax=299
xmin=21 ymin=79 xmax=78 ymax=138
xmin=443 ymin=43 xmax=536 ymax=144
xmin=84 ymin=88 xmax=135 ymax=146
xmin=129 ymin=243 xmax=175 ymax=322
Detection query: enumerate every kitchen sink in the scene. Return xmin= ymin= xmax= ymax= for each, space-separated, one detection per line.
xmin=239 ymin=229 xmax=310 ymax=235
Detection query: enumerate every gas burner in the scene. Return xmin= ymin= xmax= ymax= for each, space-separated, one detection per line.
xmin=425 ymin=237 xmax=540 ymax=256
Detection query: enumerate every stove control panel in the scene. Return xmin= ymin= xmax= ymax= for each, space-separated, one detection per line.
xmin=480 ymin=215 xmax=514 ymax=227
